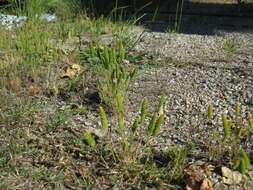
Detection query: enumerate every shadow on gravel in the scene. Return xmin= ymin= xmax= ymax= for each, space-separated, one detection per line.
xmin=140 ymin=1 xmax=253 ymax=35
xmin=145 ymin=15 xmax=253 ymax=35
xmin=85 ymin=0 xmax=253 ymax=35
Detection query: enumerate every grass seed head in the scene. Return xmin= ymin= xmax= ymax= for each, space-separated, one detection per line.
xmin=152 ymin=114 xmax=165 ymax=136
xmin=222 ymin=113 xmax=231 ymax=143
xmin=148 ymin=112 xmax=158 ymax=135
xmin=207 ymin=104 xmax=214 ymax=120
xmin=99 ymin=106 xmax=108 ymax=130
xmin=83 ymin=131 xmax=96 ymax=149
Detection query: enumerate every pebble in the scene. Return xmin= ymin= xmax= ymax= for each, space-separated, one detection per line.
xmin=246 ymin=181 xmax=253 ymax=190
xmin=214 ymin=182 xmax=229 ymax=190
xmin=221 ymin=167 xmax=245 ymax=185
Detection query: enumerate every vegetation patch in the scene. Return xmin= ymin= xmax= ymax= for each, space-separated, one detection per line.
xmin=0 ymin=0 xmax=252 ymax=189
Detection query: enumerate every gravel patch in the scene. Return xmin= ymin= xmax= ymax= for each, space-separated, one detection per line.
xmin=129 ymin=24 xmax=253 ymax=144
xmin=134 ymin=30 xmax=253 ymax=66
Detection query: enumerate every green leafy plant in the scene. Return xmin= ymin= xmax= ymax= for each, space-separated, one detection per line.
xmin=152 ymin=114 xmax=165 ymax=136
xmin=80 ymin=42 xmax=137 ymax=112
xmin=147 ymin=96 xmax=166 ymax=136
xmin=82 ymin=95 xmax=169 ymax=187
xmin=132 ymin=115 xmax=139 ymax=133
xmin=95 ymin=44 xmax=136 ymax=111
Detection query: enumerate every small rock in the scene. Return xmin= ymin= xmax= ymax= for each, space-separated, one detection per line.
xmin=195 ymin=160 xmax=206 ymax=166
xmin=249 ymin=172 xmax=253 ymax=180
xmin=40 ymin=14 xmax=57 ymax=22
xmin=213 ymin=183 xmax=228 ymax=190
xmin=86 ymin=128 xmax=107 ymax=139
xmin=200 ymin=178 xmax=213 ymax=190
xmin=84 ymin=121 xmax=92 ymax=126
xmin=211 ymin=177 xmax=219 ymax=185
xmin=221 ymin=167 xmax=243 ymax=185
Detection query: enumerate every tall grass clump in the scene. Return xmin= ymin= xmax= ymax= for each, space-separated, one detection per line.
xmin=7 ymin=0 xmax=84 ymax=19
xmin=48 ymin=0 xmax=84 ymax=19
xmin=8 ymin=0 xmax=50 ymax=17
xmin=166 ymin=0 xmax=184 ymax=33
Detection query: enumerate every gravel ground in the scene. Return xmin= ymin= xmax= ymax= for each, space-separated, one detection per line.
xmin=125 ymin=17 xmax=253 ymax=189
xmin=131 ymin=27 xmax=253 ymax=143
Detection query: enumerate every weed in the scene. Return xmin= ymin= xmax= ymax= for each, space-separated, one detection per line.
xmin=249 ymin=96 xmax=253 ymax=106
xmin=83 ymin=131 xmax=97 ymax=149
xmin=81 ymin=95 xmax=191 ymax=187
xmin=0 ymin=92 xmax=42 ymax=128
xmin=98 ymin=64 xmax=136 ymax=112
xmin=81 ymin=41 xmax=126 ymax=69
xmin=99 ymin=106 xmax=109 ymax=130
xmin=48 ymin=107 xmax=71 ymax=131
xmin=249 ymin=113 xmax=253 ymax=129
xmin=162 ymin=145 xmax=192 ymax=182
xmin=165 ymin=0 xmax=184 ymax=33
xmin=223 ymin=38 xmax=239 ymax=57
xmin=233 ymin=149 xmax=251 ymax=174
xmin=206 ymin=103 xmax=252 ymax=174
xmin=1 ymin=0 xmax=251 ymax=188
xmin=81 ymin=42 xmax=136 ymax=112
xmin=221 ymin=113 xmax=231 ymax=143
xmin=83 ymin=95 xmax=166 ymax=159
xmin=207 ymin=104 xmax=214 ymax=121
xmin=49 ymin=0 xmax=84 ymax=19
